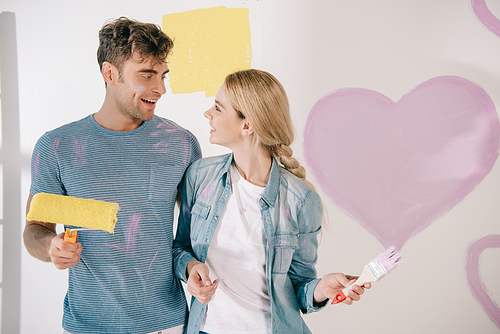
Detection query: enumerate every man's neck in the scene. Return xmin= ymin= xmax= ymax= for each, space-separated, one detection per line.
xmin=93 ymin=102 xmax=144 ymax=132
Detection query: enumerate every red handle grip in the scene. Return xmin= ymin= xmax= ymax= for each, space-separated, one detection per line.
xmin=331 ymin=291 xmax=347 ymax=304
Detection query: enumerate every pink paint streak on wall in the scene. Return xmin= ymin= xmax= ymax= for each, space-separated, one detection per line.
xmin=304 ymin=76 xmax=499 ymax=250
xmin=466 ymin=235 xmax=500 ymax=329
xmin=472 ymin=0 xmax=500 ymax=38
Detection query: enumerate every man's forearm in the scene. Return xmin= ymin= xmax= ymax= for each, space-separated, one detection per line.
xmin=23 ymin=223 xmax=56 ymax=262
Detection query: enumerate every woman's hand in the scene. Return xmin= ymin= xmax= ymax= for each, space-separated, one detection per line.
xmin=186 ymin=260 xmax=219 ymax=304
xmin=313 ymin=273 xmax=371 ymax=305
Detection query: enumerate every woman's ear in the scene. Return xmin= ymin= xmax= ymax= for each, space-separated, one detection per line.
xmin=242 ymin=121 xmax=254 ymax=137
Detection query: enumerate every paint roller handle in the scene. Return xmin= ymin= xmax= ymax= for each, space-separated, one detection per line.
xmin=64 ymin=228 xmax=78 ymax=244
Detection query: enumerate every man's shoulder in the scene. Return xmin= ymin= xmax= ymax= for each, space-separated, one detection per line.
xmin=151 ymin=115 xmax=196 ymax=139
xmin=47 ymin=116 xmax=90 ymax=133
xmin=41 ymin=115 xmax=91 ymax=138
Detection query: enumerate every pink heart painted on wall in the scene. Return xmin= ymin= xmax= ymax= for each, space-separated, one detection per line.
xmin=466 ymin=235 xmax=500 ymax=329
xmin=471 ymin=0 xmax=500 ymax=38
xmin=304 ymin=76 xmax=499 ymax=250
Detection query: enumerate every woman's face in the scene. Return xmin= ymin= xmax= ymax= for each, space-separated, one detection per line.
xmin=204 ymin=84 xmax=246 ymax=149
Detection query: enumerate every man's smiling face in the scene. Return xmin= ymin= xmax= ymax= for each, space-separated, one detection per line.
xmin=112 ymin=53 xmax=169 ymax=122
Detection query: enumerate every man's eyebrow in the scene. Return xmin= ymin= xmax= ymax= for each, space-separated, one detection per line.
xmin=139 ymin=68 xmax=170 ymax=75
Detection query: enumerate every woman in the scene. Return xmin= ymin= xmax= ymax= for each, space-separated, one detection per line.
xmin=173 ymin=69 xmax=369 ymax=334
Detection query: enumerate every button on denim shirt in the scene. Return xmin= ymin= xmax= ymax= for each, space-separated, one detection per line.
xmin=173 ymin=153 xmax=326 ymax=334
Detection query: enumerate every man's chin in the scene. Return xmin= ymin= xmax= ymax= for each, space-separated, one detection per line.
xmin=140 ymin=110 xmax=155 ymax=121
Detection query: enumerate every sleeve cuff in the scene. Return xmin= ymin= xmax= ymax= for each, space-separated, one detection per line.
xmin=174 ymin=249 xmax=197 ymax=282
xmin=303 ymin=278 xmax=328 ymax=313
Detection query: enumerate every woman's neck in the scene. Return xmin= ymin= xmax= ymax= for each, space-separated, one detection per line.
xmin=232 ymin=146 xmax=272 ymax=187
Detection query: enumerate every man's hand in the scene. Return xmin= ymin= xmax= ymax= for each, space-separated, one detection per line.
xmin=49 ymin=232 xmax=82 ymax=270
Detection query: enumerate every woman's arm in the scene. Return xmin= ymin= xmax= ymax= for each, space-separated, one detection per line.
xmin=288 ymin=189 xmax=325 ymax=313
xmin=172 ymin=168 xmax=199 ymax=282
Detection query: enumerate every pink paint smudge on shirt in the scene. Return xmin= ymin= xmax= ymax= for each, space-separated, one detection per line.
xmin=151 ymin=142 xmax=169 ymax=153
xmin=157 ymin=121 xmax=180 ymax=134
xmin=471 ymin=0 xmax=500 ymax=38
xmin=283 ymin=208 xmax=292 ymax=219
xmin=33 ymin=152 xmax=40 ymax=179
xmin=126 ymin=214 xmax=142 ymax=257
xmin=465 ymin=234 xmax=500 ymax=329
xmin=201 ymin=185 xmax=214 ymax=199
xmin=74 ymin=139 xmax=87 ymax=166
xmin=146 ymin=250 xmax=159 ymax=280
xmin=52 ymin=138 xmax=60 ymax=150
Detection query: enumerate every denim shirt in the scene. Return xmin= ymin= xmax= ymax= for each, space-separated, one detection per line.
xmin=173 ymin=153 xmax=326 ymax=334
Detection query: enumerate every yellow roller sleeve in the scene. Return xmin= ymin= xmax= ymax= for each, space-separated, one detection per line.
xmin=27 ymin=193 xmax=119 ymax=233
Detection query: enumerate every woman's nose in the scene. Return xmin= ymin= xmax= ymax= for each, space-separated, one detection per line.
xmin=204 ymin=108 xmax=212 ymax=119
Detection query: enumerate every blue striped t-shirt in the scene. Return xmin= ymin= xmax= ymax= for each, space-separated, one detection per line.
xmin=30 ymin=114 xmax=201 ymax=334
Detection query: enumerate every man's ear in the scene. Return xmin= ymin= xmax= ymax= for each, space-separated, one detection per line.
xmin=101 ymin=62 xmax=116 ymax=87
xmin=242 ymin=121 xmax=254 ymax=136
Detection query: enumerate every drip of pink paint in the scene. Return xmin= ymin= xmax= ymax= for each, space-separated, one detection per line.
xmin=304 ymin=76 xmax=499 ymax=250
xmin=125 ymin=214 xmax=142 ymax=257
xmin=146 ymin=250 xmax=159 ymax=280
xmin=201 ymin=185 xmax=213 ymax=199
xmin=74 ymin=139 xmax=88 ymax=166
xmin=471 ymin=0 xmax=500 ymax=37
xmin=52 ymin=138 xmax=60 ymax=149
xmin=33 ymin=152 xmax=40 ymax=179
xmin=465 ymin=235 xmax=500 ymax=329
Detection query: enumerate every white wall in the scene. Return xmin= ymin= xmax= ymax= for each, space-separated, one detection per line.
xmin=1 ymin=0 xmax=499 ymax=333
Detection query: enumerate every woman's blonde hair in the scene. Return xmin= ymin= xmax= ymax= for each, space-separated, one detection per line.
xmin=224 ymin=69 xmax=316 ymax=191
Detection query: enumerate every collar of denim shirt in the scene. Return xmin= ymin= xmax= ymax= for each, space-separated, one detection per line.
xmin=220 ymin=152 xmax=281 ymax=209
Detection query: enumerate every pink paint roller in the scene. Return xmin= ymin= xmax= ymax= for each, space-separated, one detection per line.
xmin=332 ymin=246 xmax=402 ymax=304
xmin=27 ymin=193 xmax=119 ymax=243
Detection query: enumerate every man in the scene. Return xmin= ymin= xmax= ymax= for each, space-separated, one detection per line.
xmin=23 ymin=17 xmax=201 ymax=334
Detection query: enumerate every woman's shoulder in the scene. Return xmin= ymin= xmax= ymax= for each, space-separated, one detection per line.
xmin=187 ymin=153 xmax=232 ymax=175
xmin=279 ymin=168 xmax=321 ymax=202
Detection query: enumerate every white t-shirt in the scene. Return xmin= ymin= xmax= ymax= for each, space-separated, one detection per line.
xmin=201 ymin=164 xmax=271 ymax=334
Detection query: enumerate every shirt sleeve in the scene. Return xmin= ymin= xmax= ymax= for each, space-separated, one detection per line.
xmin=288 ymin=188 xmax=326 ymax=314
xmin=29 ymin=133 xmax=66 ymax=196
xmin=177 ymin=130 xmax=202 ymax=194
xmin=173 ymin=163 xmax=199 ymax=282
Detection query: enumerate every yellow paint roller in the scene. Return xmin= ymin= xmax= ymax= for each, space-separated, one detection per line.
xmin=27 ymin=193 xmax=119 ymax=243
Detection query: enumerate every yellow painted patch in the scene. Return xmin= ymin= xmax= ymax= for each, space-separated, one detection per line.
xmin=163 ymin=6 xmax=252 ymax=97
